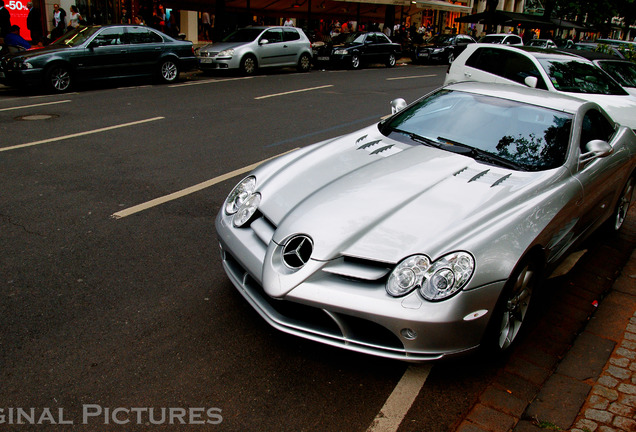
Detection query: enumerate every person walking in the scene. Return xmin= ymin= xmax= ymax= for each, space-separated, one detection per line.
xmin=0 ymin=0 xmax=12 ymax=38
xmin=51 ymin=3 xmax=66 ymax=40
xmin=67 ymin=5 xmax=81 ymax=30
xmin=26 ymin=2 xmax=42 ymax=45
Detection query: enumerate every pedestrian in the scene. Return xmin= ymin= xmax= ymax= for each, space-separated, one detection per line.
xmin=0 ymin=0 xmax=11 ymax=38
xmin=134 ymin=15 xmax=145 ymax=25
xmin=67 ymin=5 xmax=82 ymax=30
xmin=202 ymin=11 xmax=212 ymax=40
xmin=283 ymin=17 xmax=293 ymax=26
xmin=5 ymin=25 xmax=31 ymax=50
xmin=51 ymin=3 xmax=66 ymax=40
xmin=121 ymin=7 xmax=130 ymax=24
xmin=26 ymin=2 xmax=42 ymax=45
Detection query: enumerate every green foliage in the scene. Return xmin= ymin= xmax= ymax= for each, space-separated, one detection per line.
xmin=596 ymin=43 xmax=636 ymax=62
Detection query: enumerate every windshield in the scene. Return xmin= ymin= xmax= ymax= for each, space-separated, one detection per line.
xmin=222 ymin=28 xmax=263 ymax=43
xmin=428 ymin=35 xmax=455 ymax=46
xmin=51 ymin=26 xmax=100 ymax=47
xmin=527 ymin=40 xmax=546 ymax=47
xmin=381 ymin=89 xmax=573 ymax=171
xmin=538 ymin=58 xmax=628 ymax=95
xmin=598 ymin=61 xmax=636 ymax=87
xmin=479 ymin=35 xmax=506 ymax=44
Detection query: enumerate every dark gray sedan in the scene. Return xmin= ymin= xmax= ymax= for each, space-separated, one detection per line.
xmin=0 ymin=25 xmax=197 ymax=92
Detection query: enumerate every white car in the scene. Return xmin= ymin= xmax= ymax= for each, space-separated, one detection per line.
xmin=526 ymin=39 xmax=557 ymax=49
xmin=478 ymin=33 xmax=524 ymax=46
xmin=444 ymin=44 xmax=636 ymax=130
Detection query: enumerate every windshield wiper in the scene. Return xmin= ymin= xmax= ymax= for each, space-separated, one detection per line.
xmin=437 ymin=137 xmax=526 ymax=171
xmin=391 ymin=129 xmax=443 ymax=149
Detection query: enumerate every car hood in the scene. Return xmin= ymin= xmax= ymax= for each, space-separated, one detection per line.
xmin=10 ymin=44 xmax=72 ymax=59
xmin=199 ymin=41 xmax=249 ymax=52
xmin=256 ymin=125 xmax=553 ymax=264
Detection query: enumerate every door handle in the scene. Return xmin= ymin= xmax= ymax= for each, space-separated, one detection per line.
xmin=464 ymin=72 xmax=471 ymax=77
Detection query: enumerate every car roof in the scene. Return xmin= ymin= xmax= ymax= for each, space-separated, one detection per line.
xmin=444 ymin=81 xmax=592 ymax=115
xmin=470 ymin=43 xmax=591 ymax=62
xmin=556 ymin=48 xmax=619 ymax=61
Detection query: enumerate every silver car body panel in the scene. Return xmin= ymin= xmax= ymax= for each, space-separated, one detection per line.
xmin=216 ymin=82 xmax=636 ymax=360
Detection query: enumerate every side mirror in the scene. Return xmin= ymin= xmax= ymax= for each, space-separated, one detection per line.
xmin=579 ymin=139 xmax=613 ymax=164
xmin=524 ymin=76 xmax=538 ymax=88
xmin=390 ymin=98 xmax=407 ymax=114
xmin=259 ymin=39 xmax=269 ymax=45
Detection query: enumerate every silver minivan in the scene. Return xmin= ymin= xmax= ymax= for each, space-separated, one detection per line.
xmin=196 ymin=26 xmax=312 ymax=75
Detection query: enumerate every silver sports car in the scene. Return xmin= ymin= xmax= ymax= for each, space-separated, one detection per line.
xmin=216 ymin=82 xmax=636 ymax=361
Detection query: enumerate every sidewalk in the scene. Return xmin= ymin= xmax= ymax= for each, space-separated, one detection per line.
xmin=456 ymin=206 xmax=636 ymax=432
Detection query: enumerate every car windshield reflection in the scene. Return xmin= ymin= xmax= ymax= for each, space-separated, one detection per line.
xmin=382 ymin=89 xmax=573 ymax=171
xmin=538 ymin=59 xmax=628 ymax=95
xmin=52 ymin=26 xmax=100 ymax=47
xmin=222 ymin=28 xmax=264 ymax=43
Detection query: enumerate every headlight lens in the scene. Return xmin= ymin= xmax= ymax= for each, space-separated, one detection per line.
xmin=333 ymin=49 xmax=348 ymax=55
xmin=386 ymin=252 xmax=474 ymax=301
xmin=432 ymin=48 xmax=444 ymax=54
xmin=224 ymin=176 xmax=256 ymax=215
xmin=386 ymin=255 xmax=431 ymax=297
xmin=233 ymin=193 xmax=260 ymax=228
xmin=218 ymin=49 xmax=235 ymax=57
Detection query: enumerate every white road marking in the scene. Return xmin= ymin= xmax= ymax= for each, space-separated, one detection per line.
xmin=170 ymin=76 xmax=256 ymax=87
xmin=386 ymin=74 xmax=437 ymax=81
xmin=111 ymin=148 xmax=299 ymax=219
xmin=0 ymin=117 xmax=164 ymax=152
xmin=255 ymin=85 xmax=333 ymax=100
xmin=0 ymin=100 xmax=72 ymax=112
xmin=366 ymin=365 xmax=432 ymax=432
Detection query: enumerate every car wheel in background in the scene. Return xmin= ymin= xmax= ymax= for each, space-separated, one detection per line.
xmin=386 ymin=52 xmax=396 ymax=68
xmin=351 ymin=53 xmax=361 ymax=69
xmin=46 ymin=64 xmax=72 ymax=93
xmin=484 ymin=257 xmax=540 ymax=353
xmin=297 ymin=53 xmax=311 ymax=72
xmin=158 ymin=58 xmax=179 ymax=83
xmin=240 ymin=55 xmax=257 ymax=75
xmin=613 ymin=176 xmax=635 ymax=231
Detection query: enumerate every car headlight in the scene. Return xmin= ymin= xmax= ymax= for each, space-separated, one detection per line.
xmin=386 ymin=252 xmax=474 ymax=301
xmin=333 ymin=49 xmax=348 ymax=55
xmin=233 ymin=193 xmax=260 ymax=228
xmin=224 ymin=176 xmax=256 ymax=215
xmin=432 ymin=48 xmax=444 ymax=54
xmin=218 ymin=49 xmax=235 ymax=57
xmin=12 ymin=60 xmax=33 ymax=69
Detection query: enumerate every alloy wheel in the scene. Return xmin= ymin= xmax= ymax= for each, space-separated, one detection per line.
xmin=615 ymin=178 xmax=634 ymax=231
xmin=498 ymin=263 xmax=534 ymax=350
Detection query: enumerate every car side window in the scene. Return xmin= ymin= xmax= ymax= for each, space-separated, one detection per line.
xmin=92 ymin=28 xmax=125 ymax=46
xmin=377 ymin=33 xmax=391 ymax=44
xmin=366 ymin=33 xmax=377 ymax=44
xmin=261 ymin=29 xmax=283 ymax=44
xmin=283 ymin=28 xmax=300 ymax=42
xmin=466 ymin=48 xmax=548 ymax=89
xmin=580 ymin=109 xmax=616 ymax=151
xmin=127 ymin=28 xmax=163 ymax=44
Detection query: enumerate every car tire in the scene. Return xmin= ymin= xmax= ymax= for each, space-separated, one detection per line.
xmin=484 ymin=257 xmax=541 ymax=353
xmin=447 ymin=51 xmax=455 ymax=64
xmin=612 ymin=176 xmax=635 ymax=231
xmin=386 ymin=52 xmax=396 ymax=68
xmin=350 ymin=53 xmax=361 ymax=69
xmin=297 ymin=53 xmax=311 ymax=72
xmin=46 ymin=64 xmax=72 ymax=93
xmin=158 ymin=58 xmax=179 ymax=83
xmin=240 ymin=55 xmax=257 ymax=75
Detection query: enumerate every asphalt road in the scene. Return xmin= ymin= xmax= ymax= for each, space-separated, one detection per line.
xmin=0 ymin=64 xmax=625 ymax=432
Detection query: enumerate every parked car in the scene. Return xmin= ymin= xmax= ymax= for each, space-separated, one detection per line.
xmin=478 ymin=33 xmax=523 ymax=46
xmin=0 ymin=25 xmax=196 ymax=93
xmin=215 ymin=81 xmax=636 ymax=361
xmin=195 ymin=26 xmax=312 ymax=75
xmin=559 ymin=49 xmax=636 ymax=97
xmin=412 ymin=34 xmax=476 ymax=64
xmin=525 ymin=38 xmax=557 ymax=49
xmin=326 ymin=31 xmax=402 ymax=69
xmin=571 ymin=42 xmax=626 ymax=59
xmin=444 ymin=44 xmax=636 ymax=130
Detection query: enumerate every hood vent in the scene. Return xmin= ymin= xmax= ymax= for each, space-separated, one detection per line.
xmin=355 ymin=135 xmax=402 ymax=158
xmin=454 ymin=167 xmax=518 ymax=188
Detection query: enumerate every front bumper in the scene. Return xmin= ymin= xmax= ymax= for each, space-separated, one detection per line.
xmin=0 ymin=66 xmax=43 ymax=88
xmin=215 ymin=210 xmax=504 ymax=361
xmin=197 ymin=56 xmax=241 ymax=71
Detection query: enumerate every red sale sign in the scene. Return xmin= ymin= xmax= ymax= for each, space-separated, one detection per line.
xmin=6 ymin=0 xmax=31 ymax=40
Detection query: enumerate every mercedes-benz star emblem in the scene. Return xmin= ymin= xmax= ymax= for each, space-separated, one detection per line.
xmin=282 ymin=235 xmax=313 ymax=269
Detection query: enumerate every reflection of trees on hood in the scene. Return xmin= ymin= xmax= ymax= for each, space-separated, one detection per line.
xmin=495 ymin=118 xmax=571 ymax=170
